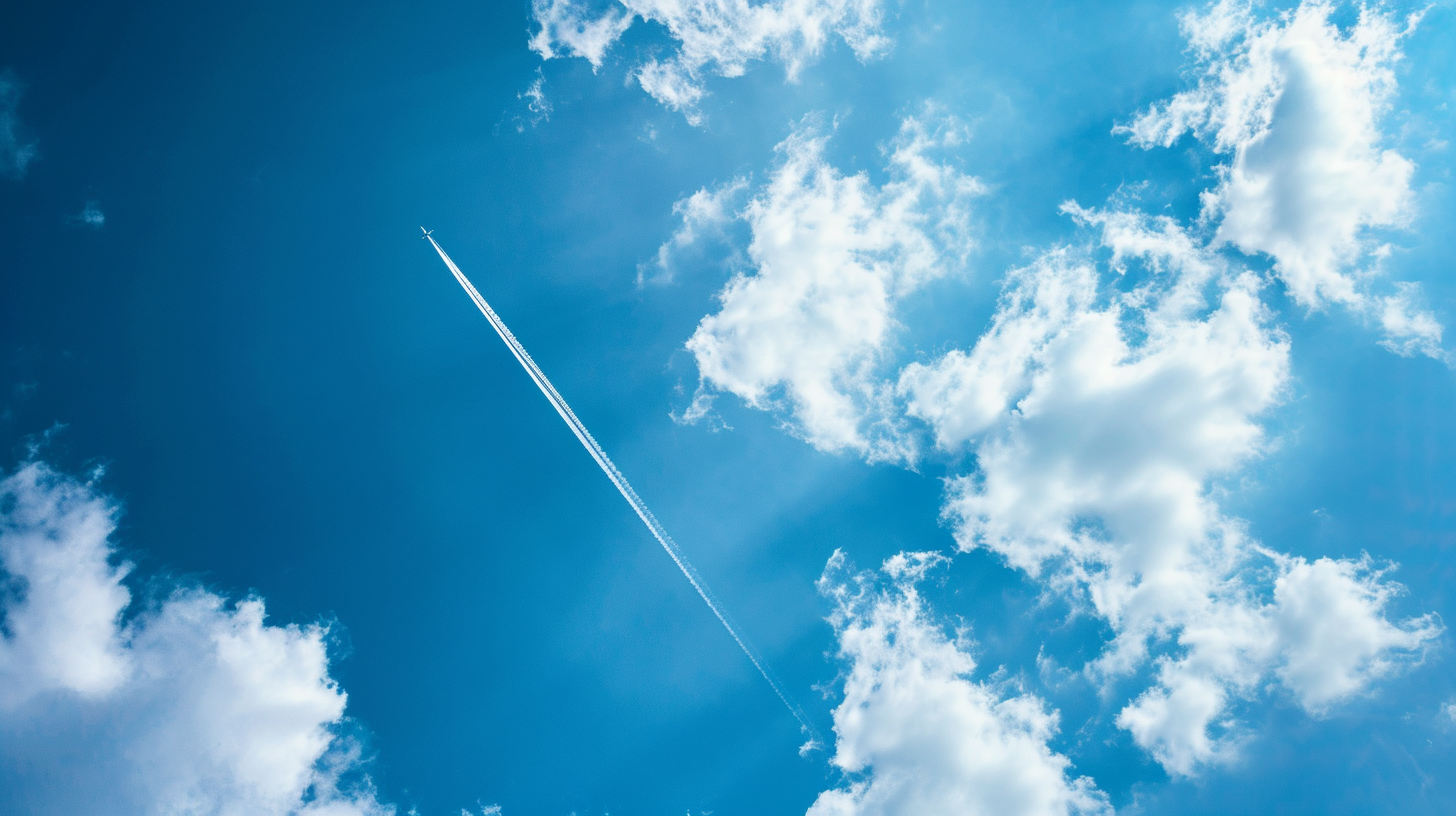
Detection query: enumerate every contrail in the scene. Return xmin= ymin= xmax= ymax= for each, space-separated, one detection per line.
xmin=425 ymin=232 xmax=822 ymax=750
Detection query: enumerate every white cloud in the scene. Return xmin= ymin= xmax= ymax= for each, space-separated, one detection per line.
xmin=898 ymin=249 xmax=1100 ymax=452
xmin=1271 ymin=554 xmax=1439 ymax=710
xmin=0 ymin=70 xmax=38 ymax=180
xmin=529 ymin=0 xmax=891 ymax=122
xmin=528 ymin=0 xmax=634 ymax=69
xmin=0 ymin=462 xmax=395 ymax=815
xmin=916 ymin=209 xmax=1438 ymax=774
xmin=682 ymin=112 xmax=982 ymax=461
xmin=640 ymin=176 xmax=748 ymax=284
xmin=672 ymin=101 xmax=1440 ymax=775
xmin=1378 ymin=281 xmax=1447 ymax=360
xmin=1113 ymin=553 xmax=1438 ymax=773
xmin=514 ymin=70 xmax=553 ymax=133
xmin=77 ymin=201 xmax=105 ymax=228
xmin=659 ymin=0 xmax=1445 ymax=781
xmin=1122 ymin=0 xmax=1444 ymax=358
xmin=0 ymin=463 xmax=131 ymax=706
xmin=810 ymin=551 xmax=1109 ymax=816
xmin=635 ymin=58 xmax=709 ymax=125
xmin=938 ymin=218 xmax=1287 ymax=579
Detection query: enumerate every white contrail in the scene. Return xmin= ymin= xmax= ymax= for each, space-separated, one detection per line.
xmin=426 ymin=233 xmax=822 ymax=749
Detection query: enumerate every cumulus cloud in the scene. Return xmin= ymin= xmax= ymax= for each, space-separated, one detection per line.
xmin=529 ymin=0 xmax=891 ymax=123
xmin=681 ymin=112 xmax=982 ymax=460
xmin=0 ymin=70 xmax=38 ymax=180
xmin=662 ymin=0 xmax=1444 ymax=781
xmin=0 ymin=462 xmax=394 ymax=815
xmin=1270 ymin=554 xmax=1437 ymax=710
xmin=1122 ymin=0 xmax=1443 ymax=357
xmin=700 ymin=185 xmax=1439 ymax=773
xmin=911 ymin=209 xmax=1439 ymax=774
xmin=810 ymin=551 xmax=1109 ymax=816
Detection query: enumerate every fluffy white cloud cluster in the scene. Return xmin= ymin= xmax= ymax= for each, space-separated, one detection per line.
xmin=1122 ymin=0 xmax=1444 ymax=358
xmin=0 ymin=462 xmax=394 ymax=815
xmin=529 ymin=0 xmax=890 ymax=123
xmin=0 ymin=70 xmax=38 ymax=180
xmin=663 ymin=0 xmax=1444 ymax=785
xmin=904 ymin=208 xmax=1439 ymax=774
xmin=681 ymin=113 xmax=982 ymax=461
xmin=810 ymin=551 xmax=1109 ymax=816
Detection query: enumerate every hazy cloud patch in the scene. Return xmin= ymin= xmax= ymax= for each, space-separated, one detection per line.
xmin=0 ymin=70 xmax=38 ymax=180
xmin=641 ymin=176 xmax=749 ymax=285
xmin=74 ymin=201 xmax=105 ymax=228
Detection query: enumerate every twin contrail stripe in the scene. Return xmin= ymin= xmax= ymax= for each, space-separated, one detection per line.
xmin=427 ymin=235 xmax=821 ymax=747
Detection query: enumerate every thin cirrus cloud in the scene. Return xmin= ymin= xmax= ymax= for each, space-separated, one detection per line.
xmin=528 ymin=0 xmax=891 ymax=124
xmin=678 ymin=110 xmax=983 ymax=463
xmin=514 ymin=69 xmax=553 ymax=133
xmin=811 ymin=551 xmax=1110 ymax=816
xmin=0 ymin=70 xmax=38 ymax=180
xmin=1121 ymin=0 xmax=1444 ymax=359
xmin=0 ymin=462 xmax=396 ymax=815
xmin=657 ymin=0 xmax=1443 ymax=783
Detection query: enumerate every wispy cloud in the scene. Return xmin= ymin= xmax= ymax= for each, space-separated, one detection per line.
xmin=0 ymin=462 xmax=395 ymax=814
xmin=75 ymin=200 xmax=105 ymax=228
xmin=0 ymin=70 xmax=38 ymax=180
xmin=514 ymin=69 xmax=553 ymax=133
xmin=639 ymin=176 xmax=747 ymax=285
xmin=529 ymin=0 xmax=891 ymax=124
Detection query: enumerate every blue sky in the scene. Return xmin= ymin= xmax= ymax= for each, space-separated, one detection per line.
xmin=1 ymin=1 xmax=1454 ymax=814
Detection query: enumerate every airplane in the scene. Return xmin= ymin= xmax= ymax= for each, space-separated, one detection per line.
xmin=420 ymin=227 xmax=433 ymax=238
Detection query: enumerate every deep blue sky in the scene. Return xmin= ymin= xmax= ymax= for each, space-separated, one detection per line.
xmin=2 ymin=1 xmax=1454 ymax=814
